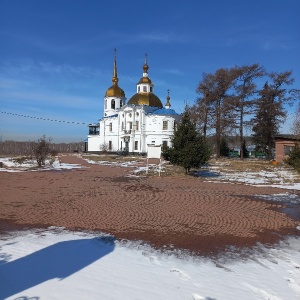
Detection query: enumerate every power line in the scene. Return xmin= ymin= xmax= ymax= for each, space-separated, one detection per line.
xmin=0 ymin=111 xmax=87 ymax=125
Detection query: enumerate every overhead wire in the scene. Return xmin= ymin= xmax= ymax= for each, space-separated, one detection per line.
xmin=0 ymin=111 xmax=87 ymax=125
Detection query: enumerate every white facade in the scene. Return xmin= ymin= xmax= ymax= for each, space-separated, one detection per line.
xmin=87 ymin=54 xmax=180 ymax=154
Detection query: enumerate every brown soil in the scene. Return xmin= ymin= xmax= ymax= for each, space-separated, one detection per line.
xmin=1 ymin=155 xmax=299 ymax=256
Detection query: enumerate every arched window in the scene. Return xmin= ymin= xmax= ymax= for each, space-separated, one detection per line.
xmin=120 ymin=99 xmax=123 ymax=107
xmin=111 ymin=99 xmax=115 ymax=109
xmin=105 ymin=100 xmax=107 ymax=109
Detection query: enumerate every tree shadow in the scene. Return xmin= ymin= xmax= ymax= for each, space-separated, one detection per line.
xmin=0 ymin=235 xmax=115 ymax=299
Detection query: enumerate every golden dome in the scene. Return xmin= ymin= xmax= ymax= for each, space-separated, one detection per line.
xmin=105 ymin=84 xmax=125 ymax=97
xmin=105 ymin=48 xmax=125 ymax=98
xmin=127 ymin=92 xmax=163 ymax=108
xmin=138 ymin=77 xmax=152 ymax=84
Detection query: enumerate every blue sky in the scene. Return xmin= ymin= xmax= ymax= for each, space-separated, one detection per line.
xmin=0 ymin=0 xmax=299 ymax=142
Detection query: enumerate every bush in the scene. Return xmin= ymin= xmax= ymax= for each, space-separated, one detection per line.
xmin=284 ymin=143 xmax=300 ymax=172
xmin=32 ymin=135 xmax=52 ymax=167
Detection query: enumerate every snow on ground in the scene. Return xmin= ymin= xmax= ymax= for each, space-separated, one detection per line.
xmin=0 ymin=157 xmax=84 ymax=172
xmin=1 ymin=228 xmax=300 ymax=300
xmin=197 ymin=167 xmax=299 ymax=186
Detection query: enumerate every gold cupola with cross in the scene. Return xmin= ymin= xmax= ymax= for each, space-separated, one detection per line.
xmin=127 ymin=54 xmax=163 ymax=108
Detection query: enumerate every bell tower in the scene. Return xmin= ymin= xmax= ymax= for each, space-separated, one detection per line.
xmin=104 ymin=49 xmax=126 ymax=117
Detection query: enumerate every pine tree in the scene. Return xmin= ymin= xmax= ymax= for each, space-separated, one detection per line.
xmin=242 ymin=139 xmax=249 ymax=158
xmin=220 ymin=137 xmax=230 ymax=157
xmin=252 ymin=71 xmax=295 ymax=160
xmin=284 ymin=143 xmax=300 ymax=172
xmin=168 ymin=106 xmax=211 ymax=174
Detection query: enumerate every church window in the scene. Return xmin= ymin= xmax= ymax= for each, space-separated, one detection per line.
xmin=138 ymin=86 xmax=140 ymax=92
xmin=163 ymin=121 xmax=168 ymax=130
xmin=111 ymin=99 xmax=115 ymax=109
xmin=143 ymin=86 xmax=147 ymax=92
xmin=105 ymin=100 xmax=107 ymax=109
xmin=150 ymin=86 xmax=153 ymax=92
xmin=129 ymin=122 xmax=132 ymax=130
xmin=135 ymin=121 xmax=139 ymax=131
xmin=136 ymin=112 xmax=139 ymax=117
xmin=109 ymin=123 xmax=112 ymax=132
xmin=108 ymin=141 xmax=112 ymax=150
xmin=120 ymin=99 xmax=123 ymax=107
xmin=129 ymin=113 xmax=132 ymax=118
xmin=134 ymin=141 xmax=138 ymax=150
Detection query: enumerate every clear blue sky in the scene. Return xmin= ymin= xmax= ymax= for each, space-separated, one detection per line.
xmin=0 ymin=0 xmax=299 ymax=142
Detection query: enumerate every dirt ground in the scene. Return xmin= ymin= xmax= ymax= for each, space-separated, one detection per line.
xmin=1 ymin=155 xmax=299 ymax=256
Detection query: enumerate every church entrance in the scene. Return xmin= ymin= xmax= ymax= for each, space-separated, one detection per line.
xmin=125 ymin=141 xmax=129 ymax=152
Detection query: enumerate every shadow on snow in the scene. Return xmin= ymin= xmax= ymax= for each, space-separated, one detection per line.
xmin=0 ymin=235 xmax=115 ymax=299
xmin=191 ymin=169 xmax=221 ymax=178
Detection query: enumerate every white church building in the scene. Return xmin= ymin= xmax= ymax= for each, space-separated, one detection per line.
xmin=87 ymin=53 xmax=180 ymax=154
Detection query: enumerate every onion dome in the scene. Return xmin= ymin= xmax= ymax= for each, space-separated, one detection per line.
xmin=128 ymin=93 xmax=163 ymax=107
xmin=127 ymin=54 xmax=163 ymax=108
xmin=105 ymin=50 xmax=125 ymax=98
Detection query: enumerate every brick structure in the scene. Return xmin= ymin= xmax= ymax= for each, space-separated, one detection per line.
xmin=275 ymin=134 xmax=299 ymax=163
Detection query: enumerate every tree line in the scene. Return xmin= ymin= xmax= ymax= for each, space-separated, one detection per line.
xmin=192 ymin=64 xmax=299 ymax=159
xmin=0 ymin=140 xmax=85 ymax=155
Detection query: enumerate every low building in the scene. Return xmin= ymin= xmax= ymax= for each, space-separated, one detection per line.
xmin=274 ymin=134 xmax=299 ymax=163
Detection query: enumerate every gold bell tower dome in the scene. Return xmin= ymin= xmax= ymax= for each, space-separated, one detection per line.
xmin=104 ymin=49 xmax=126 ymax=117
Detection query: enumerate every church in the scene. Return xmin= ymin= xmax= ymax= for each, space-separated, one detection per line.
xmin=87 ymin=52 xmax=180 ymax=154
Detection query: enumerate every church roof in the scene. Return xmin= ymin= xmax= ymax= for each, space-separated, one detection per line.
xmin=149 ymin=107 xmax=179 ymax=115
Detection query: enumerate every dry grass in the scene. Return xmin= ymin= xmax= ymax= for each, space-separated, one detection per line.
xmin=209 ymin=158 xmax=279 ymax=173
xmin=82 ymin=154 xmax=143 ymax=163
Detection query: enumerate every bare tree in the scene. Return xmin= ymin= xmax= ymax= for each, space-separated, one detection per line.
xmin=196 ymin=68 xmax=237 ymax=158
xmin=32 ymin=135 xmax=52 ymax=167
xmin=100 ymin=143 xmax=109 ymax=153
xmin=232 ymin=64 xmax=265 ymax=159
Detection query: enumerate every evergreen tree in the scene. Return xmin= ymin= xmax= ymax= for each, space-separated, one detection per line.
xmin=242 ymin=139 xmax=249 ymax=158
xmin=252 ymin=71 xmax=295 ymax=160
xmin=284 ymin=143 xmax=300 ymax=172
xmin=220 ymin=137 xmax=230 ymax=157
xmin=168 ymin=106 xmax=211 ymax=174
